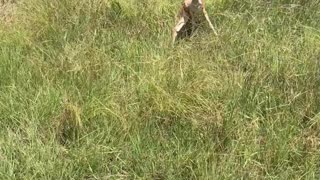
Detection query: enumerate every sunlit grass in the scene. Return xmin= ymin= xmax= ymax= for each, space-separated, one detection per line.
xmin=0 ymin=0 xmax=320 ymax=179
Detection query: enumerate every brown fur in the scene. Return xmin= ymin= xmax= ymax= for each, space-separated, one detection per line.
xmin=172 ymin=0 xmax=218 ymax=44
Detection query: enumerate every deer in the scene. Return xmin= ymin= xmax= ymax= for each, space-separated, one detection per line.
xmin=172 ymin=0 xmax=218 ymax=44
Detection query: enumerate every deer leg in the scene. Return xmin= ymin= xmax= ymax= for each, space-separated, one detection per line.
xmin=172 ymin=13 xmax=189 ymax=44
xmin=203 ymin=9 xmax=218 ymax=36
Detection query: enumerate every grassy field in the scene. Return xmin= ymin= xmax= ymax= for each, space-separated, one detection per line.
xmin=1 ymin=0 xmax=320 ymax=179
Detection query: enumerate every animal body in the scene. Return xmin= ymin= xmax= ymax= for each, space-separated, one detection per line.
xmin=172 ymin=0 xmax=218 ymax=44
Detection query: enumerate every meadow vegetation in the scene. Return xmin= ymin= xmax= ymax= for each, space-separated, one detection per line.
xmin=1 ymin=0 xmax=320 ymax=179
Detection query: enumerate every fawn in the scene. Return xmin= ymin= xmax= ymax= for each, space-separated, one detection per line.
xmin=172 ymin=0 xmax=218 ymax=44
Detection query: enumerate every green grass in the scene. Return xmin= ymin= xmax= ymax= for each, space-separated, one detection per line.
xmin=1 ymin=0 xmax=320 ymax=179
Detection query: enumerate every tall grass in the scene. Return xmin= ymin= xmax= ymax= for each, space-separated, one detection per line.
xmin=1 ymin=0 xmax=320 ymax=179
